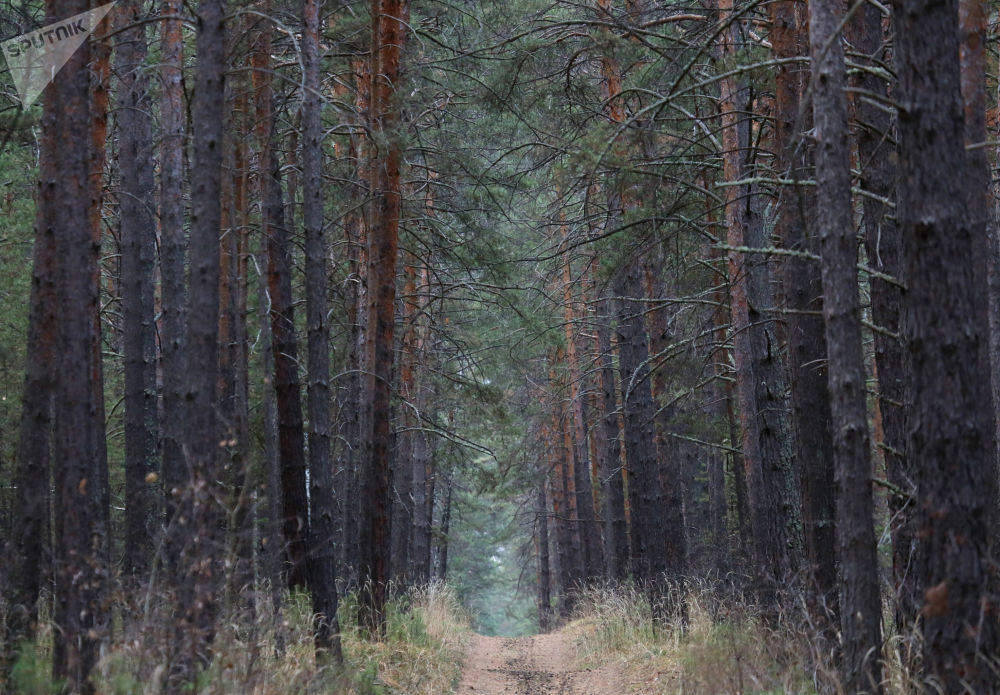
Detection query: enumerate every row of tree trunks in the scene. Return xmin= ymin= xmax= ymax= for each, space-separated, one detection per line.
xmin=3 ymin=2 xmax=106 ymax=688
xmin=249 ymin=9 xmax=310 ymax=592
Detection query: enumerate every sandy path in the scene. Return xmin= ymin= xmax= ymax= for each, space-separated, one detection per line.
xmin=454 ymin=632 xmax=623 ymax=695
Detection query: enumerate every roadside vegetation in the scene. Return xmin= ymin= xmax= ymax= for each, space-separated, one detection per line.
xmin=3 ymin=582 xmax=471 ymax=695
xmin=566 ymin=582 xmax=926 ymax=695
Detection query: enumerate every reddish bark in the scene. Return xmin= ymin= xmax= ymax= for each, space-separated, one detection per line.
xmin=561 ymin=234 xmax=603 ymax=580
xmin=361 ymin=0 xmax=408 ymax=637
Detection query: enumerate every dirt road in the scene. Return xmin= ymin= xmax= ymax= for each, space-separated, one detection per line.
xmin=454 ymin=632 xmax=623 ymax=695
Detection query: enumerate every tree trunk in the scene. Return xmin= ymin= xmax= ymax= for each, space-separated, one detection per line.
xmin=959 ymin=0 xmax=997 ymax=471
xmin=718 ymin=0 xmax=800 ymax=607
xmin=561 ymin=241 xmax=603 ymax=580
xmin=809 ymin=5 xmax=883 ymax=690
xmin=175 ymin=0 xmax=226 ymax=679
xmin=434 ymin=467 xmax=453 ymax=581
xmin=342 ymin=55 xmax=371 ymax=588
xmin=892 ymin=0 xmax=999 ymax=687
xmin=615 ymin=257 xmax=667 ymax=589
xmin=255 ymin=230 xmax=285 ymax=647
xmin=361 ymin=0 xmax=407 ymax=637
xmin=847 ymin=1 xmax=911 ymax=632
xmin=302 ymin=0 xmax=343 ymax=663
xmin=3 ymin=98 xmax=57 ymax=685
xmin=641 ymin=251 xmax=687 ymax=590
xmin=250 ymin=15 xmax=310 ymax=591
xmin=536 ymin=483 xmax=553 ymax=631
xmin=116 ymin=0 xmax=158 ymax=580
xmin=159 ymin=0 xmax=187 ymax=578
xmin=595 ymin=289 xmax=628 ymax=581
xmin=46 ymin=0 xmax=110 ymax=687
xmin=770 ymin=0 xmax=836 ymax=619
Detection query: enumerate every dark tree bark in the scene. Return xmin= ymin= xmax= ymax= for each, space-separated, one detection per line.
xmin=434 ymin=466 xmax=453 ymax=581
xmin=116 ymin=0 xmax=159 ymax=579
xmin=536 ymin=482 xmax=553 ymax=631
xmin=3 ymin=105 xmax=57 ymax=683
xmin=340 ymin=55 xmax=370 ymax=587
xmin=615 ymin=257 xmax=667 ymax=589
xmin=250 ymin=15 xmax=310 ymax=591
xmin=174 ymin=0 xmax=226 ymax=680
xmin=770 ymin=0 xmax=837 ymax=619
xmin=959 ymin=0 xmax=996 ymax=465
xmin=159 ymin=0 xmax=187 ymax=577
xmin=44 ymin=0 xmax=110 ymax=688
xmin=256 ymin=228 xmax=286 ymax=645
xmin=595 ymin=289 xmax=628 ymax=581
xmin=302 ymin=0 xmax=342 ymax=662
xmin=847 ymin=1 xmax=912 ymax=630
xmin=561 ymin=242 xmax=603 ymax=580
xmin=809 ymin=5 xmax=883 ymax=691
xmin=718 ymin=0 xmax=801 ymax=608
xmin=641 ymin=251 xmax=687 ymax=590
xmin=268 ymin=153 xmax=310 ymax=592
xmin=892 ymin=0 xmax=1000 ymax=688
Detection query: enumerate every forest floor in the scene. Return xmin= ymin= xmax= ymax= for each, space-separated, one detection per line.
xmin=454 ymin=631 xmax=625 ymax=695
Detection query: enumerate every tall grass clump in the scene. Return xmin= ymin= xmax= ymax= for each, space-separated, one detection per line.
xmin=3 ymin=580 xmax=470 ymax=695
xmin=567 ymin=578 xmax=942 ymax=694
xmin=339 ymin=580 xmax=472 ymax=695
xmin=568 ymin=579 xmax=820 ymax=695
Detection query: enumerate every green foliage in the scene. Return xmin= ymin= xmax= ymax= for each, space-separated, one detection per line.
xmin=9 ymin=642 xmax=64 ymax=695
xmin=0 ymin=140 xmax=36 ymax=524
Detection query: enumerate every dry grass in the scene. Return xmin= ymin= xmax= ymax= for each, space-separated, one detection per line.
xmin=566 ymin=580 xmax=928 ymax=695
xmin=3 ymin=581 xmax=471 ymax=695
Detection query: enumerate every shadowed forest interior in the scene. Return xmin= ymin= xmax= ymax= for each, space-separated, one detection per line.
xmin=0 ymin=0 xmax=999 ymax=693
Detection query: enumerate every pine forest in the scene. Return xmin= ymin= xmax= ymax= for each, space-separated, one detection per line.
xmin=0 ymin=0 xmax=997 ymax=693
